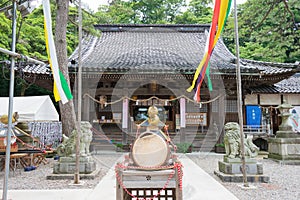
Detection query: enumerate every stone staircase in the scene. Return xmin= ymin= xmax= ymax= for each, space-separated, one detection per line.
xmin=89 ymin=124 xmax=135 ymax=153
xmin=90 ymin=124 xmax=216 ymax=153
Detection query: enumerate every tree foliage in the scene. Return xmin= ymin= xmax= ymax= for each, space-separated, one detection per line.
xmin=223 ymin=0 xmax=300 ymax=63
xmin=175 ymin=0 xmax=213 ymax=24
xmin=0 ymin=0 xmax=85 ymax=97
xmin=93 ymin=0 xmax=213 ymax=24
xmin=0 ymin=0 xmax=299 ymax=99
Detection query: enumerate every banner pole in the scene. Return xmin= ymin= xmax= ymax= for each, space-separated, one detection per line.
xmin=2 ymin=1 xmax=17 ymax=199
xmin=233 ymin=0 xmax=249 ymax=187
xmin=74 ymin=0 xmax=83 ymax=184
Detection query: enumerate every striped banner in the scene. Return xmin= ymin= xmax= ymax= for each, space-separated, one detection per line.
xmin=187 ymin=0 xmax=232 ymax=102
xmin=42 ymin=0 xmax=73 ymax=104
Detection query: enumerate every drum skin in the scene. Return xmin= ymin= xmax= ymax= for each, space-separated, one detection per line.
xmin=131 ymin=131 xmax=170 ymax=168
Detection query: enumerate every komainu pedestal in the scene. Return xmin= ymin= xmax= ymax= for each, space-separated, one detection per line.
xmin=214 ymin=156 xmax=269 ymax=183
xmin=50 ymin=121 xmax=97 ymax=176
xmin=214 ymin=122 xmax=269 ymax=182
xmin=53 ymin=156 xmax=96 ymax=174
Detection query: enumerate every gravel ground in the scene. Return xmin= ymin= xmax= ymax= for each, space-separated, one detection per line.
xmin=0 ymin=152 xmax=123 ymax=190
xmin=1 ymin=152 xmax=299 ymax=200
xmin=187 ymin=152 xmax=300 ymax=200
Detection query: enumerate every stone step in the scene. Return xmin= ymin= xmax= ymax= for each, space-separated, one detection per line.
xmin=90 ymin=143 xmax=116 ymax=153
xmin=91 ymin=130 xmax=217 ymax=152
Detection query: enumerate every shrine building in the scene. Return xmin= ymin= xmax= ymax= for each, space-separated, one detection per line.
xmin=22 ymin=24 xmax=300 ymax=151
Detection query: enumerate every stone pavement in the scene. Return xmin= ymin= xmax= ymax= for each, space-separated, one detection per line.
xmin=0 ymin=154 xmax=239 ymax=200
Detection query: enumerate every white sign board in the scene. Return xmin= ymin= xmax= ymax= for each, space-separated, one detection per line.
xmin=290 ymin=106 xmax=300 ymax=132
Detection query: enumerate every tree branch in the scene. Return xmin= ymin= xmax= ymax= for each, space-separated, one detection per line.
xmin=251 ymin=2 xmax=276 ymax=31
xmin=282 ymin=0 xmax=299 ymax=30
xmin=68 ymin=17 xmax=90 ymax=33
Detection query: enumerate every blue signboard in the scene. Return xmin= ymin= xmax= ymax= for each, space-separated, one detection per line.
xmin=246 ymin=105 xmax=261 ymax=126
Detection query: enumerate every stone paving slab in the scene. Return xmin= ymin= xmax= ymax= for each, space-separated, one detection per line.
xmin=87 ymin=154 xmax=239 ymax=200
xmin=0 ymin=154 xmax=239 ymax=200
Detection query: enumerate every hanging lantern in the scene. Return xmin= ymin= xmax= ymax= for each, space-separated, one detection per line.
xmin=150 ymin=81 xmax=158 ymax=92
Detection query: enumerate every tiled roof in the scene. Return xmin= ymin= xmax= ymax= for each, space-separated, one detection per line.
xmin=21 ymin=63 xmax=51 ymax=74
xmin=0 ymin=60 xmax=50 ymax=75
xmin=68 ymin=24 xmax=299 ymax=76
xmin=240 ymin=59 xmax=298 ymax=75
xmin=249 ymin=73 xmax=300 ymax=94
xmin=275 ymin=73 xmax=300 ymax=93
xmin=248 ymin=85 xmax=281 ymax=94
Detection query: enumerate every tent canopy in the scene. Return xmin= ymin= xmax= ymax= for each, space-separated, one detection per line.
xmin=0 ymin=96 xmax=59 ymax=121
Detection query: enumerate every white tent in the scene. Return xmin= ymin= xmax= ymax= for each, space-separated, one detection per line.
xmin=0 ymin=95 xmax=59 ymax=121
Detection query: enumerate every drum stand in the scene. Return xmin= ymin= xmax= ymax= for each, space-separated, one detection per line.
xmin=116 ymin=127 xmax=182 ymax=200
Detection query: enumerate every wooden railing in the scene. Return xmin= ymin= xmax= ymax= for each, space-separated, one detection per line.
xmin=243 ymin=125 xmax=271 ymax=136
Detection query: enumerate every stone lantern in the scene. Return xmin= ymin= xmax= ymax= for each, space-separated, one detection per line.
xmin=275 ymin=100 xmax=296 ymax=137
xmin=276 ymin=100 xmax=294 ymax=132
xmin=268 ymin=101 xmax=300 ymax=164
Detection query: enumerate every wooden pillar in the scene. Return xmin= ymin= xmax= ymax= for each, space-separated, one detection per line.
xmin=82 ymin=94 xmax=90 ymax=121
xmin=122 ymin=98 xmax=128 ymax=144
xmin=218 ymin=92 xmax=225 ymax=142
xmin=180 ymin=98 xmax=186 ymax=143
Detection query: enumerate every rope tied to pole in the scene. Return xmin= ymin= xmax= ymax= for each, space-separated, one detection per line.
xmin=84 ymin=93 xmax=224 ymax=106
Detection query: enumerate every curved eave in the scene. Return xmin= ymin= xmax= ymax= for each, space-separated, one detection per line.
xmin=241 ymin=58 xmax=300 ymax=69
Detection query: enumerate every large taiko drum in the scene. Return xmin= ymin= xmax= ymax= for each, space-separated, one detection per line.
xmin=131 ymin=131 xmax=170 ymax=168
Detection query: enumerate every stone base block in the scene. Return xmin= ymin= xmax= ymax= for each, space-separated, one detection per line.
xmin=47 ymin=168 xmax=101 ymax=180
xmin=275 ymin=131 xmax=300 ymax=138
xmin=268 ymin=137 xmax=300 ymax=165
xmin=214 ymin=170 xmax=269 ymax=183
xmin=223 ymin=156 xmax=257 ymax=164
xmin=218 ymin=160 xmax=263 ymax=175
xmin=53 ymin=156 xmax=96 ymax=174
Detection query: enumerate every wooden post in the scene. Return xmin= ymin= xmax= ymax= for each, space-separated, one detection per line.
xmin=175 ymin=162 xmax=183 ymax=200
xmin=74 ymin=0 xmax=83 ymax=184
xmin=180 ymin=98 xmax=186 ymax=143
xmin=218 ymin=92 xmax=225 ymax=141
xmin=122 ymin=98 xmax=128 ymax=144
xmin=83 ymin=91 xmax=90 ymax=121
xmin=233 ymin=0 xmax=248 ymax=187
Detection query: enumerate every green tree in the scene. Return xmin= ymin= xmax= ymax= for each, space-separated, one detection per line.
xmin=175 ymin=0 xmax=213 ymax=24
xmin=130 ymin=0 xmax=185 ymax=24
xmin=223 ymin=0 xmax=300 ymax=63
xmin=95 ymin=0 xmax=135 ymax=23
xmin=0 ymin=0 xmax=98 ymax=99
xmin=17 ymin=7 xmax=48 ymax=60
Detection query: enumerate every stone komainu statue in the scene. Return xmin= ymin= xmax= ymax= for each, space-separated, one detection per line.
xmin=56 ymin=133 xmax=76 ymax=157
xmin=56 ymin=121 xmax=93 ymax=157
xmin=224 ymin=122 xmax=259 ymax=158
xmin=79 ymin=121 xmax=93 ymax=156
